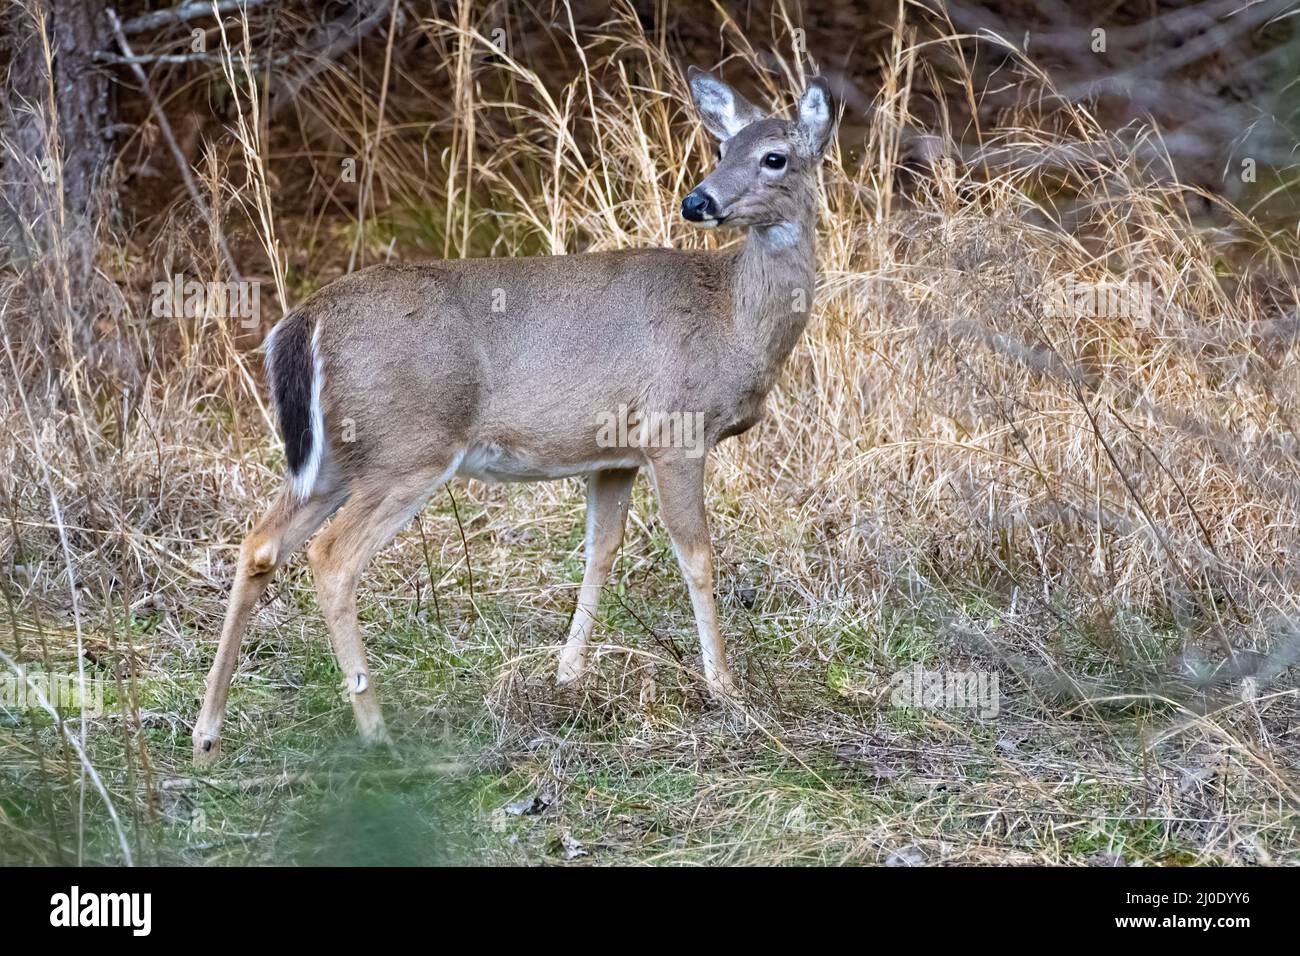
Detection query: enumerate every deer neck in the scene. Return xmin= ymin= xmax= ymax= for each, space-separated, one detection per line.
xmin=730 ymin=211 xmax=817 ymax=380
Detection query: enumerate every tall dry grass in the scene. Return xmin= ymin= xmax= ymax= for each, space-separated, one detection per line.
xmin=0 ymin=0 xmax=1296 ymax=863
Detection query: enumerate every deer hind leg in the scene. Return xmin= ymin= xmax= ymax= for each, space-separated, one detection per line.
xmin=194 ymin=486 xmax=345 ymax=766
xmin=649 ymin=457 xmax=736 ymax=699
xmin=306 ymin=467 xmax=453 ymax=745
xmin=557 ymin=467 xmax=637 ymax=686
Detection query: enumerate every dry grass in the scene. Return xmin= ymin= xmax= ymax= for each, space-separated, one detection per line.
xmin=0 ymin=1 xmax=1297 ymax=864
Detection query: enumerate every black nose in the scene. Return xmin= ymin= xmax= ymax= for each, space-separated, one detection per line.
xmin=681 ymin=190 xmax=716 ymax=221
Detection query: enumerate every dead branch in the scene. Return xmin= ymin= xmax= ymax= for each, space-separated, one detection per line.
xmin=120 ymin=0 xmax=275 ymax=35
xmin=105 ymin=6 xmax=242 ymax=281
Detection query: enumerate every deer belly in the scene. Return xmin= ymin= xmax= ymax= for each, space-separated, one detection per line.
xmin=456 ymin=441 xmax=641 ymax=483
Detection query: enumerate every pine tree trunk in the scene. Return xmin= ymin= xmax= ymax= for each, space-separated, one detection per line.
xmin=1 ymin=0 xmax=111 ymax=344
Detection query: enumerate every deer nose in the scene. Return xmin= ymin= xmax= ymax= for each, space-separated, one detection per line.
xmin=681 ymin=190 xmax=717 ymax=221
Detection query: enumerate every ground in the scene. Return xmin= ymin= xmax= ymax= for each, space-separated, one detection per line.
xmin=2 ymin=478 xmax=1292 ymax=866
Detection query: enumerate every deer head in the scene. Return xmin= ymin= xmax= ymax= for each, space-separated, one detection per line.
xmin=681 ymin=67 xmax=834 ymax=233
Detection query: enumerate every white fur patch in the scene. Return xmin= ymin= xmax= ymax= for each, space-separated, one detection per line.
xmin=691 ymin=71 xmax=762 ymax=140
xmin=289 ymin=322 xmax=326 ymax=501
xmin=457 ymin=442 xmax=639 ymax=483
xmin=759 ymin=221 xmax=801 ymax=248
xmin=799 ymin=87 xmax=829 ymax=127
xmin=798 ymin=83 xmax=831 ymax=153
xmin=253 ymin=540 xmax=277 ymax=569
xmin=696 ymin=85 xmax=743 ymax=137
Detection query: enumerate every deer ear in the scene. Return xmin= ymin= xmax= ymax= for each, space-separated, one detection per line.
xmin=796 ymin=77 xmax=834 ymax=157
xmin=688 ymin=66 xmax=765 ymax=141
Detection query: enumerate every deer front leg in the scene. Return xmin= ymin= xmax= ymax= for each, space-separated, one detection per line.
xmin=557 ymin=467 xmax=637 ymax=685
xmin=649 ymin=456 xmax=736 ymax=698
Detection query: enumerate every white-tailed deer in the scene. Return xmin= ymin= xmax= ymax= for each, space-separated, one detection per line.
xmin=193 ymin=68 xmax=834 ymax=765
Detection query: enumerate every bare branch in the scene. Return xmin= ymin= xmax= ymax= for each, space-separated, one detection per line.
xmin=270 ymin=0 xmax=394 ymax=117
xmin=105 ymin=7 xmax=241 ymax=281
xmin=119 ymin=0 xmax=274 ymax=35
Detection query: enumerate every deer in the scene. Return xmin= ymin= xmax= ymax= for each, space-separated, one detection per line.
xmin=193 ymin=67 xmax=835 ymax=766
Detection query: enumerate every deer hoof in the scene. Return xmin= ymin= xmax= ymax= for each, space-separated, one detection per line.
xmin=555 ymin=647 xmax=587 ymax=687
xmin=357 ymin=720 xmax=392 ymax=749
xmin=706 ymin=670 xmax=739 ymax=702
xmin=192 ymin=731 xmax=221 ymax=768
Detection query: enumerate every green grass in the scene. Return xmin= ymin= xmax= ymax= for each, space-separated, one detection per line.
xmin=2 ymin=478 xmax=1296 ymax=866
xmin=4 ymin=575 xmax=1295 ymax=866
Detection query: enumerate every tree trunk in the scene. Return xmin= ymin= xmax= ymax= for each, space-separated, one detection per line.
xmin=1 ymin=0 xmax=111 ymax=342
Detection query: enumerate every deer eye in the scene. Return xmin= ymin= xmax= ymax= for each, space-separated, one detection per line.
xmin=762 ymin=152 xmax=787 ymax=170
